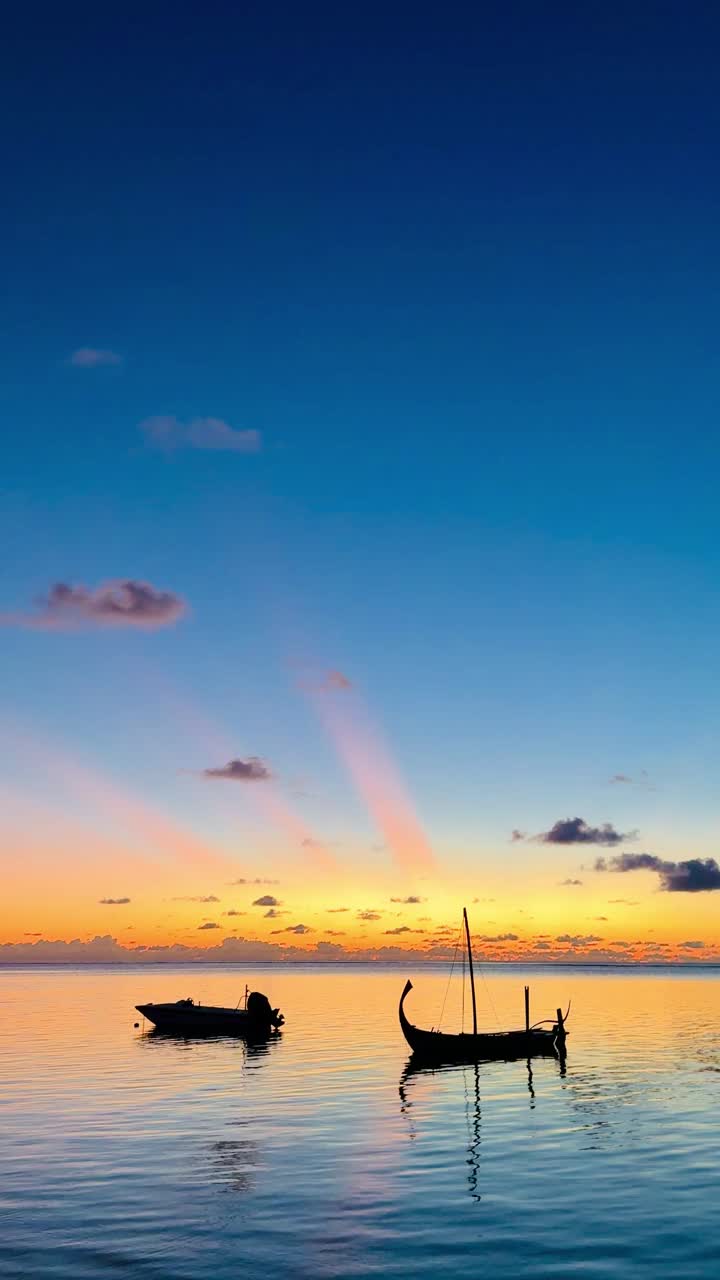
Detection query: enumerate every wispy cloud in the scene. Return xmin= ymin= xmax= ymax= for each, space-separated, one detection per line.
xmin=141 ymin=415 xmax=261 ymax=454
xmin=559 ymin=878 xmax=583 ymax=886
xmin=172 ymin=895 xmax=220 ymax=903
xmin=277 ymin=923 xmax=313 ymax=935
xmin=595 ymin=853 xmax=720 ymax=892
xmin=69 ymin=347 xmax=122 ymax=368
xmin=201 ymin=758 xmax=272 ymax=783
xmin=252 ymin=895 xmax=280 ymax=907
xmin=555 ymin=934 xmax=603 ymax=945
xmin=0 ymin=580 xmax=186 ymax=631
xmin=223 ymin=909 xmax=246 ymax=917
xmin=390 ymin=895 xmax=426 ymax=904
xmin=99 ymin=897 xmax=130 ymax=905
xmin=198 ymin=921 xmax=221 ymax=930
xmin=609 ymin=770 xmax=655 ymax=790
xmin=321 ymin=670 xmax=353 ymax=690
xmin=357 ymin=909 xmax=381 ymax=921
xmin=535 ymin=817 xmax=634 ymax=846
xmin=228 ymin=877 xmax=279 ymax=886
xmin=510 ymin=829 xmax=526 ymax=842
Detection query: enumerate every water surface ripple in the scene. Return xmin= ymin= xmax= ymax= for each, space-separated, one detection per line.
xmin=1 ymin=965 xmax=718 ymax=1278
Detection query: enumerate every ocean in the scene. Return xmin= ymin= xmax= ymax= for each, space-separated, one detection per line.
xmin=1 ymin=964 xmax=718 ymax=1278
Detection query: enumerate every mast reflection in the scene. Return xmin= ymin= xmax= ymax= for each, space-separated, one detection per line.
xmin=399 ymin=1052 xmax=567 ymax=1202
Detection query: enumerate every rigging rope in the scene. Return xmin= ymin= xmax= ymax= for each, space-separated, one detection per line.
xmin=462 ymin=944 xmax=466 ymax=1033
xmin=477 ymin=962 xmax=501 ymax=1030
xmin=437 ymin=924 xmax=463 ymax=1031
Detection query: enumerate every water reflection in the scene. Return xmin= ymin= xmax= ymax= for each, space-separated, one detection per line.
xmin=204 ymin=1137 xmax=259 ymax=1194
xmin=137 ymin=1028 xmax=282 ymax=1061
xmin=399 ymin=1053 xmax=569 ymax=1202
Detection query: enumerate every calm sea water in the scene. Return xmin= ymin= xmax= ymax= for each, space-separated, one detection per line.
xmin=1 ymin=964 xmax=719 ymax=1279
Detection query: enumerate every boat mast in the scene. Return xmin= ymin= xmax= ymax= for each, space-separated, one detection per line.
xmin=462 ymin=906 xmax=478 ymax=1036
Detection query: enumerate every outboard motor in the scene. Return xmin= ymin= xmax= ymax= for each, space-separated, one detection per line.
xmin=247 ymin=991 xmax=284 ymax=1029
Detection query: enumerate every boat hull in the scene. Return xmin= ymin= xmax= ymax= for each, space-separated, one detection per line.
xmin=399 ymin=980 xmax=566 ymax=1064
xmin=136 ymin=1001 xmax=282 ymax=1038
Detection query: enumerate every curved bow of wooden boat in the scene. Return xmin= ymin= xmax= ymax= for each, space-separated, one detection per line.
xmin=399 ymin=978 xmax=419 ymax=1048
xmin=398 ymin=977 xmax=567 ymax=1063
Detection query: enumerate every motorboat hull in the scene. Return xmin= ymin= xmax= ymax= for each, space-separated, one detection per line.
xmin=136 ymin=998 xmax=283 ymax=1037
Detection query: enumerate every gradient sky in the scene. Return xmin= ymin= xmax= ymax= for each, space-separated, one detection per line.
xmin=2 ymin=2 xmax=719 ymax=964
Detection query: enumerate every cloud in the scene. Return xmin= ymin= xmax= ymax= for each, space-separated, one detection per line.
xmin=596 ymin=852 xmax=720 ymax=892
xmin=227 ymin=877 xmax=279 ymax=885
xmin=555 ymin=934 xmax=603 ymax=945
xmin=69 ymin=347 xmax=122 ymax=368
xmin=223 ymin=909 xmax=246 ymax=917
xmin=141 ymin=415 xmax=261 ymax=454
xmin=4 ymin=932 xmax=715 ymax=967
xmin=327 ymin=907 xmax=349 ymax=913
xmin=479 ymin=933 xmax=519 ymax=942
xmin=252 ymin=895 xmax=280 ymax=907
xmin=608 ymin=898 xmax=639 ymax=906
xmin=202 ymin=758 xmax=272 ymax=783
xmin=679 ymin=940 xmax=705 ymax=950
xmin=389 ymin=895 xmax=426 ymax=904
xmin=99 ymin=897 xmax=130 ymax=905
xmin=536 ymin=817 xmax=633 ymax=846
xmin=198 ymin=922 xmax=221 ymax=930
xmin=264 ymin=908 xmax=285 ymax=918
xmin=324 ymin=929 xmax=346 ymax=936
xmin=279 ymin=924 xmax=313 ymax=935
xmin=172 ymin=895 xmax=220 ymax=903
xmin=357 ymin=910 xmax=381 ymax=921
xmin=322 ymin=670 xmax=352 ymax=690
xmin=1 ymin=580 xmax=186 ymax=631
xmin=560 ymin=879 xmax=583 ymax=886
xmin=384 ymin=925 xmax=412 ymax=935
xmin=510 ymin=829 xmax=526 ymax=842
xmin=609 ymin=770 xmax=654 ymax=789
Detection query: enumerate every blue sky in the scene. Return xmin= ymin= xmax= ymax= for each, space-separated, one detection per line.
xmin=2 ymin=3 xmax=719 ymax=953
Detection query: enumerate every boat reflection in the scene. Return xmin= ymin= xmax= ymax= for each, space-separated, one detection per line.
xmin=137 ymin=1026 xmax=283 ymax=1062
xmin=399 ymin=1053 xmax=567 ymax=1202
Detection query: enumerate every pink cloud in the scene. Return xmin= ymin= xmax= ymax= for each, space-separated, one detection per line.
xmin=69 ymin=348 xmax=122 ymax=367
xmin=141 ymin=415 xmax=261 ymax=453
xmin=0 ymin=580 xmax=186 ymax=631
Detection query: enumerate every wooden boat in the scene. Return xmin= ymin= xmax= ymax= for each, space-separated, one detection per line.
xmin=399 ymin=908 xmax=568 ymax=1064
xmin=136 ymin=989 xmax=284 ymax=1037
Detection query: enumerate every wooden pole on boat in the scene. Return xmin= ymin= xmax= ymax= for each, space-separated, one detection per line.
xmin=463 ymin=907 xmax=478 ymax=1037
xmin=524 ymin=985 xmax=530 ymax=1034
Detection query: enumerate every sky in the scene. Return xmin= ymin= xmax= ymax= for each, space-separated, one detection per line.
xmin=2 ymin=2 xmax=719 ymax=965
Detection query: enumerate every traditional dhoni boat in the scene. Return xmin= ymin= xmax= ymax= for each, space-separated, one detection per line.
xmin=399 ymin=908 xmax=568 ymax=1063
xmin=136 ymin=988 xmax=284 ymax=1036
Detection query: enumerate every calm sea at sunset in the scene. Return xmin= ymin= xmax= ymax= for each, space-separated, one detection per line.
xmin=1 ymin=964 xmax=719 ymax=1279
